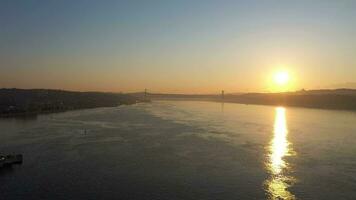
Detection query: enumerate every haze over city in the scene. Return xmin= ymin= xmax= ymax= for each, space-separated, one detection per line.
xmin=1 ymin=0 xmax=356 ymax=93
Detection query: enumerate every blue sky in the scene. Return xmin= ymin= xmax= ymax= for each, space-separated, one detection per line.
xmin=1 ymin=0 xmax=356 ymax=93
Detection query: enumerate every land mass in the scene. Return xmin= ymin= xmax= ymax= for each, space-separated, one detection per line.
xmin=145 ymin=89 xmax=356 ymax=111
xmin=2 ymin=88 xmax=356 ymax=117
xmin=0 ymin=89 xmax=139 ymax=117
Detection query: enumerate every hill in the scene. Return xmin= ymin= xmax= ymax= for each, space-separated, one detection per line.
xmin=147 ymin=89 xmax=356 ymax=111
xmin=0 ymin=89 xmax=138 ymax=117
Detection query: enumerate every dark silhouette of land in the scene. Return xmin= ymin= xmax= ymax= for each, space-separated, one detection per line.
xmin=2 ymin=88 xmax=356 ymax=117
xmin=144 ymin=89 xmax=356 ymax=111
xmin=0 ymin=89 xmax=139 ymax=117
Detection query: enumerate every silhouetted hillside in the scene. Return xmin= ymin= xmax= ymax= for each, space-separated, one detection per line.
xmin=0 ymin=89 xmax=138 ymax=117
xmin=148 ymin=89 xmax=356 ymax=111
xmin=223 ymin=92 xmax=356 ymax=110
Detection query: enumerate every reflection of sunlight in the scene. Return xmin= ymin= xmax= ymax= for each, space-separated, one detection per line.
xmin=271 ymin=107 xmax=288 ymax=174
xmin=265 ymin=107 xmax=295 ymax=200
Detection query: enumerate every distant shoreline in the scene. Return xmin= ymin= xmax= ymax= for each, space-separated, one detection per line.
xmin=2 ymin=88 xmax=356 ymax=118
xmin=0 ymin=88 xmax=141 ymax=118
xmin=0 ymin=103 xmax=136 ymax=118
xmin=151 ymin=97 xmax=356 ymax=112
xmin=147 ymin=89 xmax=356 ymax=111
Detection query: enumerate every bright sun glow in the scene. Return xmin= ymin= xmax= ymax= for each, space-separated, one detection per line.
xmin=273 ymin=71 xmax=290 ymax=85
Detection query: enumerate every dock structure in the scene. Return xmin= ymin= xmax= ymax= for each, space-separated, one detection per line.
xmin=221 ymin=90 xmax=225 ymax=101
xmin=0 ymin=154 xmax=23 ymax=168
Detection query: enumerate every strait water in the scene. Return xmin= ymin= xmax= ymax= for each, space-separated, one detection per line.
xmin=1 ymin=101 xmax=356 ymax=200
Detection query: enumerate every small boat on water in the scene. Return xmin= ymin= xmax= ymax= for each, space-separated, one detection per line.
xmin=0 ymin=154 xmax=23 ymax=168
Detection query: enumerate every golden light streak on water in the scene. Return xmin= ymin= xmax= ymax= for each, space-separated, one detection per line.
xmin=265 ymin=107 xmax=296 ymax=200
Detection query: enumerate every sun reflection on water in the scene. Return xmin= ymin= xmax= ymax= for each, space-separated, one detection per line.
xmin=265 ymin=107 xmax=296 ymax=200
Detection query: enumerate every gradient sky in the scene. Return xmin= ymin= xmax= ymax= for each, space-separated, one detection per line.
xmin=1 ymin=0 xmax=356 ymax=93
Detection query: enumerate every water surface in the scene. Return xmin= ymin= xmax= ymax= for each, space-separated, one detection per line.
xmin=1 ymin=101 xmax=356 ymax=199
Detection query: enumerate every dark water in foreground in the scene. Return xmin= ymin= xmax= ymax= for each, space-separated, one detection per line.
xmin=1 ymin=101 xmax=356 ymax=200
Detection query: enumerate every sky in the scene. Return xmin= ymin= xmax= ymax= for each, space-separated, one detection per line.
xmin=1 ymin=0 xmax=356 ymax=93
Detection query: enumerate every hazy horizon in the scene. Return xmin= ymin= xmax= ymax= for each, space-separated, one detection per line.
xmin=1 ymin=0 xmax=356 ymax=93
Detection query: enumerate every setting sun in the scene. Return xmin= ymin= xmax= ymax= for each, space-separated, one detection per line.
xmin=274 ymin=71 xmax=290 ymax=85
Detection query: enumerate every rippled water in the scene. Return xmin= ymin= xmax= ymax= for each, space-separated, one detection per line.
xmin=1 ymin=101 xmax=356 ymax=199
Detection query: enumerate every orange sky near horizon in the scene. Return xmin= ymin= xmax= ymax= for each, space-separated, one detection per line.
xmin=1 ymin=1 xmax=356 ymax=93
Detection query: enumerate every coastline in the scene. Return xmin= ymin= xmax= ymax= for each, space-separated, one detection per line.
xmin=0 ymin=102 xmax=138 ymax=118
xmin=0 ymin=88 xmax=143 ymax=118
xmin=149 ymin=92 xmax=356 ymax=112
